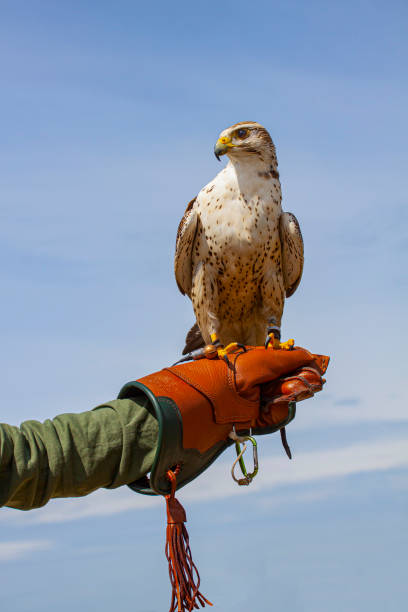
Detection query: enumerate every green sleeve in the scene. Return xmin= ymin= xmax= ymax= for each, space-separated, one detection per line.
xmin=0 ymin=397 xmax=158 ymax=510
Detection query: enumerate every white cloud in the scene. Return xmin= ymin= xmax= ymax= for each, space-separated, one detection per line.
xmin=0 ymin=540 xmax=53 ymax=562
xmin=182 ymin=436 xmax=408 ymax=503
xmin=0 ymin=488 xmax=161 ymax=526
xmin=1 ymin=436 xmax=407 ymax=525
xmin=30 ymin=489 xmax=160 ymax=524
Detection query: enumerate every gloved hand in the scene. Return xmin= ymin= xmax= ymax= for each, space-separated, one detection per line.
xmin=119 ymin=345 xmax=329 ymax=495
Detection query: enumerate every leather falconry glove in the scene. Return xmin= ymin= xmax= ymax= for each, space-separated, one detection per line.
xmin=119 ymin=345 xmax=329 ymax=496
xmin=119 ymin=346 xmax=329 ymax=612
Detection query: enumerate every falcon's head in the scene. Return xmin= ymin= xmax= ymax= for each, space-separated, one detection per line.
xmin=214 ymin=121 xmax=277 ymax=167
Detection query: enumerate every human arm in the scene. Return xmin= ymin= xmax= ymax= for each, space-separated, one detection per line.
xmin=0 ymin=397 xmax=158 ymax=510
xmin=0 ymin=344 xmax=329 ymax=508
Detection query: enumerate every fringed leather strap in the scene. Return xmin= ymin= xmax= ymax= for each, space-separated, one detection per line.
xmin=165 ymin=469 xmax=213 ymax=612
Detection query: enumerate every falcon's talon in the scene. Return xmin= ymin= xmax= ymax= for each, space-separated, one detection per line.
xmin=223 ymin=342 xmax=242 ymax=354
xmin=265 ymin=334 xmax=294 ymax=350
xmin=265 ymin=333 xmax=281 ymax=349
xmin=217 ymin=342 xmax=241 ymax=361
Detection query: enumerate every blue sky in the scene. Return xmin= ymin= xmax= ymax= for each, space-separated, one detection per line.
xmin=0 ymin=1 xmax=407 ymax=610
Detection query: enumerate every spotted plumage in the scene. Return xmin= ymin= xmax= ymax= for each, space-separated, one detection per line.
xmin=174 ymin=121 xmax=304 ymax=353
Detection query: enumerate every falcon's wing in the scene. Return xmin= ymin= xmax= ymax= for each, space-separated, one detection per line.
xmin=279 ymin=212 xmax=304 ymax=297
xmin=174 ymin=197 xmax=198 ymax=297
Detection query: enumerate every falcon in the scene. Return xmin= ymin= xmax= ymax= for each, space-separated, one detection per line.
xmin=174 ymin=121 xmax=303 ymax=357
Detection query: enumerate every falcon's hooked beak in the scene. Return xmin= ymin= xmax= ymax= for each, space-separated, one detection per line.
xmin=214 ymin=136 xmax=235 ymax=161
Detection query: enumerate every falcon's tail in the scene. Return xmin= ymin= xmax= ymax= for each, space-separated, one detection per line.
xmin=183 ymin=322 xmax=205 ymax=355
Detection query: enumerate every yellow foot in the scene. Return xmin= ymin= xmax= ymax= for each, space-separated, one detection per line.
xmin=279 ymin=338 xmax=295 ymax=350
xmin=265 ymin=334 xmax=295 ymax=350
xmin=217 ymin=342 xmax=244 ymax=359
xmin=209 ymin=334 xmax=245 ymax=362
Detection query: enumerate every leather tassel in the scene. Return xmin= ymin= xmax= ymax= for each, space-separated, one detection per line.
xmin=165 ymin=469 xmax=212 ymax=612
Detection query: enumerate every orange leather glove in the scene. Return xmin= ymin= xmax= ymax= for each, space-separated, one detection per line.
xmin=119 ymin=346 xmax=329 ymax=495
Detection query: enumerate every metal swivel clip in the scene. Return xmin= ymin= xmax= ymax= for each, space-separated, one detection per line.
xmin=229 ymin=427 xmax=259 ymax=486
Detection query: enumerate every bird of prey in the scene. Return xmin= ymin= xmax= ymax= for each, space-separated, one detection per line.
xmin=175 ymin=121 xmax=303 ymax=357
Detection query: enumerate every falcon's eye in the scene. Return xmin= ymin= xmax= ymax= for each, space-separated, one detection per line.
xmin=236 ymin=128 xmax=248 ymax=139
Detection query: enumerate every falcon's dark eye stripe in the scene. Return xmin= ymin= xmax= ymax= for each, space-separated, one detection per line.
xmin=236 ymin=128 xmax=248 ymax=139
